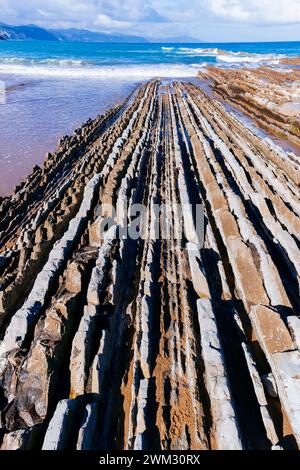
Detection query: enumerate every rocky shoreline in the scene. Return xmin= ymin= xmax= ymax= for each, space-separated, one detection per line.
xmin=281 ymin=56 xmax=300 ymax=66
xmin=200 ymin=66 xmax=300 ymax=150
xmin=0 ymin=80 xmax=300 ymax=450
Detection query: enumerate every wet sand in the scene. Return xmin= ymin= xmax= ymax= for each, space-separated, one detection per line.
xmin=2 ymin=57 xmax=300 ymax=198
xmin=0 ymin=75 xmax=139 ymax=196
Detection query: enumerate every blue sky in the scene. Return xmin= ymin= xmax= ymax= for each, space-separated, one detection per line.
xmin=0 ymin=0 xmax=300 ymax=41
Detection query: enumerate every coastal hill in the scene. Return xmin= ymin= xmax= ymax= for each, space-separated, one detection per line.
xmin=50 ymin=27 xmax=147 ymax=43
xmin=0 ymin=22 xmax=202 ymax=43
xmin=0 ymin=23 xmax=58 ymax=41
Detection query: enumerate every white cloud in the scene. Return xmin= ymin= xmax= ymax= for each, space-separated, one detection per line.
xmin=208 ymin=0 xmax=251 ymax=21
xmin=150 ymin=0 xmax=300 ymax=25
xmin=95 ymin=13 xmax=132 ymax=29
xmin=0 ymin=0 xmax=299 ymax=40
xmin=207 ymin=0 xmax=300 ymax=24
xmin=0 ymin=0 xmax=168 ymax=27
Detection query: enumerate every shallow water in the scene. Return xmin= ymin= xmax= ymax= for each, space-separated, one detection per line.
xmin=0 ymin=75 xmax=139 ymax=195
xmin=0 ymin=40 xmax=299 ymax=196
xmin=192 ymin=77 xmax=300 ymax=156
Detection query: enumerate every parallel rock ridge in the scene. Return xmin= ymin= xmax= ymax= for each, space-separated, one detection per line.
xmin=200 ymin=66 xmax=300 ymax=150
xmin=0 ymin=80 xmax=299 ymax=450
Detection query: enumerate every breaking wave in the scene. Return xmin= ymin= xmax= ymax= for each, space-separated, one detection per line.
xmin=217 ymin=54 xmax=280 ymax=64
xmin=0 ymin=62 xmax=199 ymax=79
xmin=161 ymin=46 xmax=284 ymax=65
xmin=0 ymin=57 xmax=93 ymax=66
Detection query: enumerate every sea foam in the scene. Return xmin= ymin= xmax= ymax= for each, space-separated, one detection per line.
xmin=0 ymin=62 xmax=199 ymax=79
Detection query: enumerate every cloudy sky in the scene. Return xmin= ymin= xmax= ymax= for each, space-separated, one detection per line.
xmin=0 ymin=0 xmax=300 ymax=41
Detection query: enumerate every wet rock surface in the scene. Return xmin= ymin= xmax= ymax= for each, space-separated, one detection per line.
xmin=0 ymin=80 xmax=299 ymax=450
xmin=200 ymin=66 xmax=300 ymax=150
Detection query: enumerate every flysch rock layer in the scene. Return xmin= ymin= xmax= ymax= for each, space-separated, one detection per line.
xmin=200 ymin=66 xmax=300 ymax=151
xmin=0 ymin=80 xmax=299 ymax=450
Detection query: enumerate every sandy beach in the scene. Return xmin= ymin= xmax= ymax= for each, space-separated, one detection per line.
xmin=0 ymin=76 xmax=139 ymax=196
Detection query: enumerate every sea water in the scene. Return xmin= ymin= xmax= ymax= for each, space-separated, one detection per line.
xmin=0 ymin=40 xmax=299 ymax=195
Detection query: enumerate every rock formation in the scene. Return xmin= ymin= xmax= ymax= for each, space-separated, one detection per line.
xmin=200 ymin=66 xmax=300 ymax=149
xmin=0 ymin=80 xmax=299 ymax=450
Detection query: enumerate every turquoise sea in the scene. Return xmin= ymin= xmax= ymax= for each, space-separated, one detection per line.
xmin=1 ymin=41 xmax=300 ymax=76
xmin=0 ymin=40 xmax=299 ymax=195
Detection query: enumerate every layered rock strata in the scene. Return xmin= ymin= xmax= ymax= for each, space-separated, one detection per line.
xmin=0 ymin=81 xmax=299 ymax=450
xmin=200 ymin=66 xmax=300 ymax=148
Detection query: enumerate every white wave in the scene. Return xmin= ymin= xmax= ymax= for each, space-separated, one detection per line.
xmin=177 ymin=47 xmax=212 ymax=55
xmin=175 ymin=47 xmax=284 ymax=65
xmin=0 ymin=62 xmax=199 ymax=79
xmin=2 ymin=57 xmax=31 ymax=64
xmin=0 ymin=57 xmax=90 ymax=67
xmin=177 ymin=47 xmax=224 ymax=56
xmin=191 ymin=63 xmax=207 ymax=68
xmin=217 ymin=54 xmax=276 ymax=63
xmin=42 ymin=59 xmax=87 ymax=66
xmin=216 ymin=54 xmax=281 ymax=66
xmin=161 ymin=47 xmax=175 ymax=51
